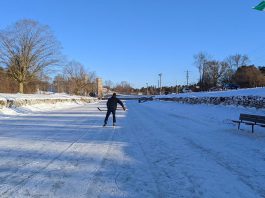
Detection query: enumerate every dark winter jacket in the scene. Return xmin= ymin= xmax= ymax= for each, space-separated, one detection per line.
xmin=107 ymin=96 xmax=125 ymax=111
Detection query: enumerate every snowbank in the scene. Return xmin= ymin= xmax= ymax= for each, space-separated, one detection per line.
xmin=0 ymin=93 xmax=98 ymax=110
xmin=156 ymin=87 xmax=265 ymax=98
xmin=158 ymin=96 xmax=265 ymax=109
xmin=156 ymin=88 xmax=265 ymax=109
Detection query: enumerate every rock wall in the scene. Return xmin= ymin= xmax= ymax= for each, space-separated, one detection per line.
xmin=158 ymin=96 xmax=265 ymax=109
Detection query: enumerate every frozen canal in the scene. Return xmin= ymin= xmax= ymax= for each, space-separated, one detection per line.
xmin=0 ymin=100 xmax=265 ymax=197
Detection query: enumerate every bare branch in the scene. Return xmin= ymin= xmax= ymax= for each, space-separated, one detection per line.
xmin=0 ymin=19 xmax=62 ymax=93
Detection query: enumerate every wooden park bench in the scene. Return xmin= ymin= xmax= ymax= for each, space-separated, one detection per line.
xmin=232 ymin=114 xmax=265 ymax=133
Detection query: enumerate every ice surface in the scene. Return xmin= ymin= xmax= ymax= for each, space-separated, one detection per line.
xmin=0 ymin=99 xmax=265 ymax=197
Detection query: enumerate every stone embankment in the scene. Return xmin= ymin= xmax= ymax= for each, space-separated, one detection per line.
xmin=158 ymin=96 xmax=265 ymax=109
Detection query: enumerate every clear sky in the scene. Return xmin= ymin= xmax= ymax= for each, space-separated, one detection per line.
xmin=0 ymin=0 xmax=264 ymax=88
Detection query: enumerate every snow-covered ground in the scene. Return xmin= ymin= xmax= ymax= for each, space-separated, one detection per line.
xmin=0 ymin=93 xmax=91 ymax=100
xmin=0 ymin=101 xmax=95 ymax=116
xmin=0 ymin=93 xmax=97 ymax=115
xmin=156 ymin=87 xmax=265 ymax=98
xmin=0 ymin=100 xmax=265 ymax=197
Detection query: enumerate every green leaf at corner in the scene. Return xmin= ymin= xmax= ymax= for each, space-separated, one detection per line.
xmin=254 ymin=1 xmax=265 ymax=11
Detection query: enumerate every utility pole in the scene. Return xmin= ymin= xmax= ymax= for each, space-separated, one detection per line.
xmin=158 ymin=73 xmax=162 ymax=95
xmin=146 ymin=83 xmax=149 ymax=95
xmin=186 ymin=70 xmax=190 ymax=86
xmin=157 ymin=80 xmax=159 ymax=95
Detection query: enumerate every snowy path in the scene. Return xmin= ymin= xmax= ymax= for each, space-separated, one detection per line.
xmin=0 ymin=101 xmax=265 ymax=197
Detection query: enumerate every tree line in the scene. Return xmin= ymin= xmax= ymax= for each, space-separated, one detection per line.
xmin=0 ymin=19 xmax=96 ymax=95
xmin=194 ymin=52 xmax=265 ymax=90
xmin=1 ymin=20 xmax=264 ymax=96
xmin=104 ymin=52 xmax=265 ymax=95
xmin=109 ymin=53 xmax=265 ymax=95
xmin=131 ymin=52 xmax=265 ymax=95
xmin=104 ymin=80 xmax=134 ymax=95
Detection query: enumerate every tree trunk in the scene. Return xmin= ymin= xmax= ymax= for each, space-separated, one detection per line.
xmin=19 ymin=82 xmax=24 ymax=93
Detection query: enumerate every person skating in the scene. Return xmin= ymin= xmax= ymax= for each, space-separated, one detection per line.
xmin=103 ymin=93 xmax=126 ymax=126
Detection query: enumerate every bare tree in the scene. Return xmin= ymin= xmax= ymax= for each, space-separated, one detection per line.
xmin=64 ymin=61 xmax=96 ymax=95
xmin=0 ymin=19 xmax=62 ymax=93
xmin=104 ymin=80 xmax=114 ymax=94
xmin=225 ymin=54 xmax=249 ymax=70
xmin=104 ymin=80 xmax=113 ymax=89
xmin=220 ymin=61 xmax=234 ymax=84
xmin=0 ymin=66 xmax=18 ymax=93
xmin=194 ymin=52 xmax=209 ymax=88
xmin=204 ymin=60 xmax=230 ymax=88
xmin=53 ymin=75 xmax=66 ymax=93
xmin=113 ymin=81 xmax=132 ymax=94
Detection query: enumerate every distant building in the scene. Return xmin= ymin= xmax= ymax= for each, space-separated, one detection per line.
xmin=96 ymin=78 xmax=103 ymax=99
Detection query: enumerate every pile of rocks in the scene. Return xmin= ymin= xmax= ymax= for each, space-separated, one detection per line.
xmin=159 ymin=96 xmax=265 ymax=109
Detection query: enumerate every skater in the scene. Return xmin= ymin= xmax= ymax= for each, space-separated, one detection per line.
xmin=103 ymin=93 xmax=126 ymax=126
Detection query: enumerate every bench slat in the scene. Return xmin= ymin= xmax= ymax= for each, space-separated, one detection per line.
xmin=236 ymin=113 xmax=265 ymax=133
xmin=244 ymin=122 xmax=255 ymax=126
xmin=240 ymin=114 xmax=265 ymax=123
xmin=256 ymin=118 xmax=265 ymax=124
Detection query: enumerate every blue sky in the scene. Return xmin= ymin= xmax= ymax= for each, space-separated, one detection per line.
xmin=0 ymin=0 xmax=264 ymax=88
